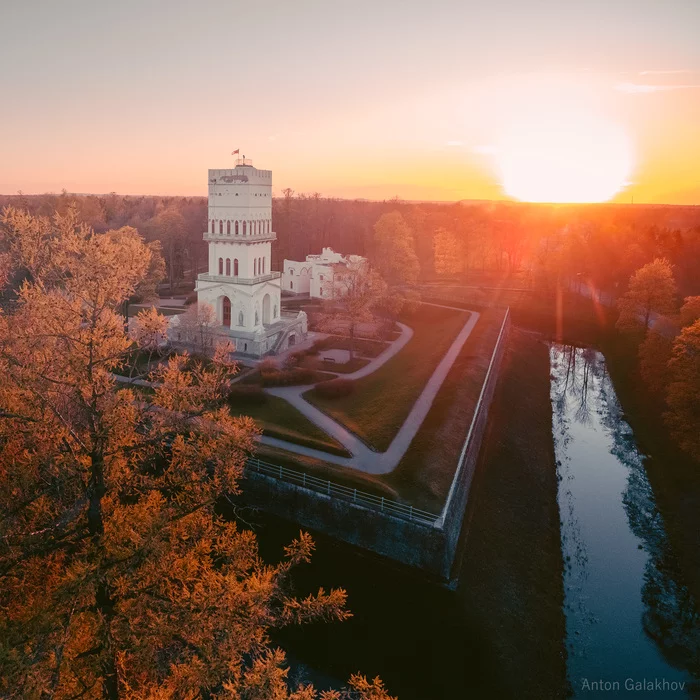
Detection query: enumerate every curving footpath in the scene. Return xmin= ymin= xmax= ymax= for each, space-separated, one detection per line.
xmin=260 ymin=304 xmax=480 ymax=475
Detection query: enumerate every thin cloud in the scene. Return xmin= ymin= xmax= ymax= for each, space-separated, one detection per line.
xmin=616 ymin=82 xmax=700 ymax=94
xmin=446 ymin=140 xmax=464 ymax=147
xmin=639 ymin=69 xmax=694 ymax=76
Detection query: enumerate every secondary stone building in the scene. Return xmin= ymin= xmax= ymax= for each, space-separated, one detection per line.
xmin=187 ymin=157 xmax=307 ymax=357
xmin=283 ymin=247 xmax=366 ymax=299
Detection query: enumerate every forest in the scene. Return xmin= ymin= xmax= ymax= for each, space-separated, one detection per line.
xmin=3 ymin=190 xmax=699 ymax=300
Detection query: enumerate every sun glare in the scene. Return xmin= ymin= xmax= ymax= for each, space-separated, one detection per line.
xmin=496 ymin=108 xmax=633 ymax=203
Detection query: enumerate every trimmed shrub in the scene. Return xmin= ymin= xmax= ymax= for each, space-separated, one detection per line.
xmin=227 ymin=385 xmax=268 ymax=408
xmin=313 ymin=378 xmax=355 ymax=399
xmin=282 ymin=349 xmax=311 ymax=369
xmin=259 ymin=367 xmax=317 ymax=387
xmin=258 ymin=357 xmax=279 ymax=374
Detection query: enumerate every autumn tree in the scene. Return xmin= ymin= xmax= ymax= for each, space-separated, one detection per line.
xmin=679 ymin=295 xmax=700 ymax=329
xmin=433 ymin=227 xmax=463 ymax=277
xmin=616 ymin=258 xmax=677 ymax=332
xmin=173 ymin=301 xmax=226 ymax=356
xmin=0 ymin=208 xmax=395 ymax=700
xmin=372 ymin=211 xmax=419 ymax=285
xmin=665 ymin=320 xmax=700 ymax=460
xmin=150 ymin=208 xmax=187 ymax=294
xmin=317 ymin=262 xmax=388 ymax=359
xmin=638 ymin=318 xmax=679 ymax=395
xmin=131 ymin=239 xmax=166 ymax=303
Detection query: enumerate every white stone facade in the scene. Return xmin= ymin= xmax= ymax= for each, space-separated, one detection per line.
xmin=283 ymin=248 xmax=366 ymax=299
xmin=192 ymin=159 xmax=307 ymax=357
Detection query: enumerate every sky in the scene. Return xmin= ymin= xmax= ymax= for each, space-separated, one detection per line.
xmin=2 ymin=0 xmax=700 ymax=203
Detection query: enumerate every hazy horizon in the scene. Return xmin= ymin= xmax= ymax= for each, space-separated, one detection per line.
xmin=2 ymin=0 xmax=700 ymax=204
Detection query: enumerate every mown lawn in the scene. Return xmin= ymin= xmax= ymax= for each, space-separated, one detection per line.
xmin=304 ymin=306 xmax=470 ymax=451
xmin=229 ymin=394 xmax=351 ymax=458
xmin=383 ymin=306 xmax=507 ymax=513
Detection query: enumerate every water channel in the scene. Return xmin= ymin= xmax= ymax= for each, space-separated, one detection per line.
xmin=551 ymin=344 xmax=699 ymax=697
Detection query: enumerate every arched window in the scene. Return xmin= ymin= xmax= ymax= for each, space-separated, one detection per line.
xmin=254 ymin=258 xmax=258 ymax=276
xmin=233 ymin=258 xmax=239 ymax=276
xmin=226 ymin=221 xmax=231 ymax=235
xmin=219 ymin=221 xmax=223 ymax=234
xmin=225 ymin=258 xmax=231 ymax=276
xmin=211 ymin=219 xmax=215 ymax=234
xmin=262 ymin=258 xmax=265 ymax=274
xmin=288 ymin=268 xmax=295 ymax=276
xmin=235 ymin=221 xmax=239 ymax=235
xmin=290 ymin=280 xmax=294 ymax=290
xmin=243 ymin=221 xmax=247 ymax=236
xmin=223 ymin=297 xmax=231 ymax=327
xmin=218 ymin=258 xmax=223 ymax=275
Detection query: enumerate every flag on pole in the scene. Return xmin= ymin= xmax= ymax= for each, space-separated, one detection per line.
xmin=232 ymin=149 xmax=240 ymax=155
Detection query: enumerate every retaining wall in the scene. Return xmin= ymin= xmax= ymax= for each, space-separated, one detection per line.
xmin=237 ymin=309 xmax=511 ymax=582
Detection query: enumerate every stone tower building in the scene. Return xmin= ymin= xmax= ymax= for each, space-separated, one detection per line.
xmin=193 ymin=158 xmax=306 ymax=356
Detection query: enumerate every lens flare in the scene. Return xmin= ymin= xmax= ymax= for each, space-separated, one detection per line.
xmin=496 ymin=108 xmax=633 ymax=203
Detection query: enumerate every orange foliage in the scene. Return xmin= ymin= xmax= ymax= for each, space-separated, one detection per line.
xmin=0 ymin=208 xmax=390 ymax=699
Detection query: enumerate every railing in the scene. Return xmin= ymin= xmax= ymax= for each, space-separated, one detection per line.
xmin=203 ymin=231 xmax=276 ymax=242
xmin=197 ymin=272 xmax=281 ymax=285
xmin=437 ymin=306 xmax=511 ymax=526
xmin=245 ymin=457 xmax=440 ymax=527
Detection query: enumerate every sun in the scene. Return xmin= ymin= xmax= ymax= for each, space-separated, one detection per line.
xmin=495 ymin=108 xmax=633 ymax=203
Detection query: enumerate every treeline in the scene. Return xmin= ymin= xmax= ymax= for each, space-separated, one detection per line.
xmin=0 ymin=191 xmax=208 ymax=295
xmin=3 ymin=190 xmax=700 ymax=298
xmin=615 ymin=258 xmax=700 ymax=461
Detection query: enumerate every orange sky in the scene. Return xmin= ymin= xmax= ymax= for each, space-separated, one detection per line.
xmin=2 ymin=1 xmax=699 ymax=204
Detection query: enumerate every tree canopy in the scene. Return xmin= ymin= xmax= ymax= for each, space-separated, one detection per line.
xmin=665 ymin=319 xmax=700 ymax=461
xmin=616 ymin=258 xmax=677 ymax=332
xmin=372 ymin=212 xmax=419 ymax=286
xmin=0 ymin=207 xmax=395 ymax=700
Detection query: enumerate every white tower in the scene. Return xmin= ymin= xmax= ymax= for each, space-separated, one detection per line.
xmin=194 ymin=157 xmax=305 ymax=356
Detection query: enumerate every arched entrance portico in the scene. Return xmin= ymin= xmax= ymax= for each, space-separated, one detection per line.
xmin=262 ymin=293 xmax=271 ymax=325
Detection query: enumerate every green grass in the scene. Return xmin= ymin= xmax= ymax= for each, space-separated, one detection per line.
xmin=300 ymin=356 xmax=371 ymax=374
xmin=304 ymin=306 xmax=470 ymax=451
xmin=384 ymin=307 xmax=507 ymax=513
xmin=252 ymin=444 xmax=400 ymax=501
xmin=113 ymin=347 xmax=162 ymax=378
xmin=311 ymin=335 xmax=389 ymax=358
xmin=229 ymin=394 xmax=351 ymax=458
xmin=240 ymin=368 xmax=336 ymax=386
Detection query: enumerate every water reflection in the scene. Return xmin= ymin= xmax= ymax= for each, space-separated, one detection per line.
xmin=551 ymin=344 xmax=699 ymax=697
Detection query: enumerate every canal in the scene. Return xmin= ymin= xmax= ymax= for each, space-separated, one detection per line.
xmin=551 ymin=344 xmax=700 ymax=697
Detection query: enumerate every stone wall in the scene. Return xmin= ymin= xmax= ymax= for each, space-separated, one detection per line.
xmin=237 ymin=309 xmax=511 ymax=583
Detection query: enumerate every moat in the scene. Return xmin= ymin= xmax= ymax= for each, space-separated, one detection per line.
xmin=551 ymin=344 xmax=699 ymax=697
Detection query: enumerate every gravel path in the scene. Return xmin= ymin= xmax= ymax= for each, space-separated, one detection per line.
xmin=261 ymin=305 xmax=480 ymax=475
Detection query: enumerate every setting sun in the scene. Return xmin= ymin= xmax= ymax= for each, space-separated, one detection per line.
xmin=496 ymin=108 xmax=634 ymax=203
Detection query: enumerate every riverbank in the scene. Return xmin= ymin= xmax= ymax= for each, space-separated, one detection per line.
xmin=601 ymin=335 xmax=700 ymax=610
xmin=458 ymin=327 xmax=568 ymax=699
xmin=242 ymin=331 xmax=567 ymax=699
